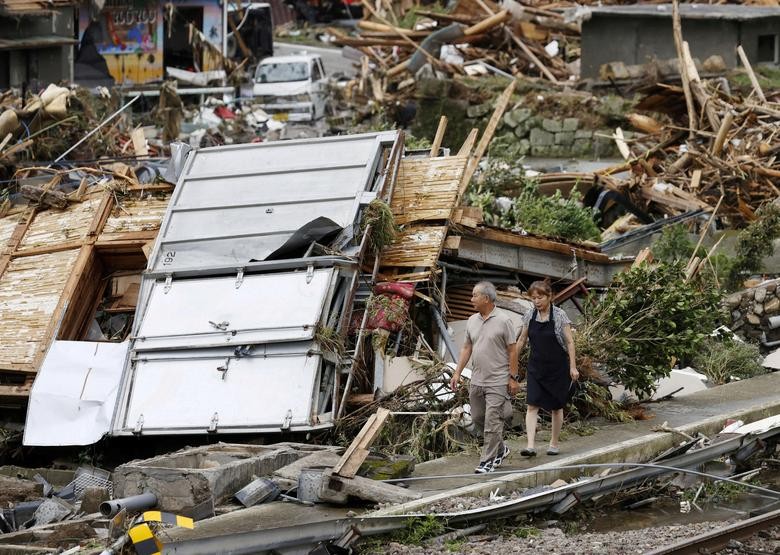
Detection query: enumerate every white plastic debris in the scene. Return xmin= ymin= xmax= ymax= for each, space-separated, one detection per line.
xmin=544 ymin=40 xmax=559 ymax=57
xmin=652 ymin=181 xmax=673 ymax=192
xmin=679 ymin=500 xmax=691 ymax=513
xmin=440 ymin=44 xmax=465 ymax=65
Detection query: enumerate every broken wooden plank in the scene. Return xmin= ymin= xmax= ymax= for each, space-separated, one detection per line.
xmin=430 ymin=116 xmax=448 ymax=157
xmin=711 ymin=110 xmax=734 ymax=156
xmin=20 ymin=183 xmax=67 ymax=209
xmin=333 ymin=407 xmax=391 ymax=478
xmin=737 ymin=45 xmax=766 ymax=103
xmin=672 ymin=0 xmax=698 ymax=136
xmin=468 ymin=79 xmax=516 ymax=195
xmin=321 ymin=470 xmax=422 ymax=504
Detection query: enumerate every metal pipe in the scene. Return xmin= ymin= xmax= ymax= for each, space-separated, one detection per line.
xmin=52 ymin=95 xmax=141 ymax=165
xmin=381 ymin=462 xmax=780 ymax=498
xmin=100 ymin=492 xmax=157 ymax=518
xmin=431 ymin=306 xmax=457 ymax=361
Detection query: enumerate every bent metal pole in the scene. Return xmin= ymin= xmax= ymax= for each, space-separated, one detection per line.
xmin=51 ymin=94 xmax=141 ymax=166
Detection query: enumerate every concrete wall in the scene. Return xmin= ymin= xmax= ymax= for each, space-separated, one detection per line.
xmin=0 ymin=9 xmax=74 ymax=88
xmin=582 ymin=14 xmax=779 ymax=78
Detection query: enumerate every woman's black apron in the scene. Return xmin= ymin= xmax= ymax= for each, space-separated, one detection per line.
xmin=527 ymin=307 xmax=571 ymax=410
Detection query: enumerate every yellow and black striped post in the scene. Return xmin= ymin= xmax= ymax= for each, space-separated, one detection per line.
xmin=128 ymin=523 xmax=162 ymax=555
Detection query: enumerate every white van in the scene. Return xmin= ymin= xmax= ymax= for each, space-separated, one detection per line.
xmin=252 ymin=54 xmax=328 ymax=122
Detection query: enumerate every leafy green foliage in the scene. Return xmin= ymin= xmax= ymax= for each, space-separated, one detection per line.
xmin=466 ymin=169 xmax=601 ymax=242
xmin=578 ymin=262 xmax=721 ymax=398
xmin=405 ymin=134 xmax=432 ymax=151
xmin=693 ymin=336 xmax=766 ymax=385
xmin=511 ymin=185 xmax=601 ymax=242
xmin=727 ymin=203 xmax=780 ymax=290
xmin=653 ymin=224 xmax=698 ymax=263
xmin=512 ymin=526 xmax=541 ymax=538
xmin=399 ymin=516 xmax=446 ymax=544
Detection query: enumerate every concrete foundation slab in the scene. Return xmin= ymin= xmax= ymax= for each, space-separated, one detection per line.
xmin=113 ymin=443 xmax=300 ymax=514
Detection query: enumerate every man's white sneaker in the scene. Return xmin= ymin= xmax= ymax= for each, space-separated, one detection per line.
xmin=493 ymin=445 xmax=511 ymax=467
xmin=474 ymin=459 xmax=495 ymax=474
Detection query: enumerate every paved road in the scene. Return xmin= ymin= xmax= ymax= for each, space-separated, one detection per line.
xmin=274 ymin=41 xmax=357 ymax=77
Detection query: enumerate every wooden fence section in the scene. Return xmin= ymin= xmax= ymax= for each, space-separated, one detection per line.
xmin=0 ymin=187 xmax=171 ymax=404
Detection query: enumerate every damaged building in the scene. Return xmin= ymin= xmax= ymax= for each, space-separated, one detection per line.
xmin=5 ymin=118 xmax=633 ymax=446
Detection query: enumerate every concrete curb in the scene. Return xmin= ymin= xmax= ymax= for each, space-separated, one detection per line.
xmin=370 ymin=398 xmax=780 ymax=516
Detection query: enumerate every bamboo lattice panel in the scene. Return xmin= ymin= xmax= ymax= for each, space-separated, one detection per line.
xmin=16 ymin=198 xmax=101 ymax=251
xmin=0 ymin=249 xmax=80 ymax=367
xmin=0 ymin=213 xmax=22 ymax=251
xmin=100 ymin=194 xmax=171 ymax=237
xmin=380 ymin=226 xmax=447 ymax=268
xmin=390 ymin=157 xmax=467 ymax=225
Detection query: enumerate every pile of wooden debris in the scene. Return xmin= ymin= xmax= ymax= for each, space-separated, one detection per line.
xmin=597 ymin=8 xmax=780 ymax=228
xmin=330 ymin=0 xmax=577 ymax=110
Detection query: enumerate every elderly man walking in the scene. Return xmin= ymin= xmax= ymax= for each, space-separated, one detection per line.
xmin=449 ymin=281 xmax=519 ymax=473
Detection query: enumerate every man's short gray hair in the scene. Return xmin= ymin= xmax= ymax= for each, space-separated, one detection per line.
xmin=474 ymin=281 xmax=497 ymax=302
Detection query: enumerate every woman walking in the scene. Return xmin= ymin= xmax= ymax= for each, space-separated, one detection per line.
xmin=516 ymin=280 xmax=579 ymax=456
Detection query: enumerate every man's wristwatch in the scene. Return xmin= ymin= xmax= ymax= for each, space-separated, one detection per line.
xmin=509 ymin=374 xmax=521 ymax=383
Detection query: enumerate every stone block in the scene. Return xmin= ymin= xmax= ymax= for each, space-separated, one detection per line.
xmin=767 ymin=282 xmax=777 ymax=293
xmin=754 ymin=303 xmax=765 ymax=316
xmin=725 ymin=292 xmax=743 ymax=309
xmin=599 ymin=95 xmax=626 ymax=118
xmin=467 ymin=103 xmax=491 ymax=118
xmin=514 ymin=125 xmax=529 ymax=138
xmin=765 ymin=297 xmax=780 ymax=314
xmin=572 ymin=138 xmax=593 ymax=157
xmin=80 ymin=486 xmax=110 ymax=514
xmin=731 ymin=309 xmax=742 ymax=321
xmin=747 ymin=313 xmax=761 ymax=326
xmin=511 ymin=108 xmax=532 ymax=126
xmin=529 ymin=128 xmax=554 ymax=147
xmin=518 ymin=139 xmax=531 ymax=156
xmin=574 ymin=129 xmax=593 ymax=139
xmin=416 ymin=78 xmax=451 ymax=99
xmin=562 ymin=118 xmax=579 ymax=132
xmin=113 ymin=443 xmax=300 ymax=514
xmin=542 ymin=118 xmax=562 ymax=133
xmin=703 ymin=55 xmax=726 ymax=73
xmin=755 ymin=287 xmax=768 ymax=303
xmin=555 ymin=131 xmax=575 ymax=146
xmin=502 ymin=112 xmax=518 ymax=128
xmin=531 ymin=145 xmax=551 ymax=157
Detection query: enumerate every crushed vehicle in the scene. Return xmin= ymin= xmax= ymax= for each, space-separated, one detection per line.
xmin=252 ymin=53 xmax=329 ymax=121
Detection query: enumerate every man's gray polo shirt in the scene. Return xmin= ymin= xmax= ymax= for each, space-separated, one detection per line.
xmin=465 ymin=308 xmax=516 ymax=387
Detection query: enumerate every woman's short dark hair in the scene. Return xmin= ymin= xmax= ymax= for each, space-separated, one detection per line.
xmin=528 ymin=280 xmax=553 ymax=297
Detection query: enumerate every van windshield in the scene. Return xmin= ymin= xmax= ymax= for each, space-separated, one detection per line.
xmin=255 ymin=62 xmax=309 ymax=83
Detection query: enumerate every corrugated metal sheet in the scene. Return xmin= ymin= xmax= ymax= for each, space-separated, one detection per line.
xmin=134 ymin=268 xmax=337 ymax=351
xmin=121 ymin=343 xmax=321 ymax=433
xmin=150 ymin=132 xmax=398 ymax=272
xmin=111 ymin=131 xmax=400 ymax=436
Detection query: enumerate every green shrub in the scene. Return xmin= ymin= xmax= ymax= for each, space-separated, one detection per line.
xmin=693 ymin=336 xmax=766 ymax=385
xmin=653 ymin=223 xmax=697 ymax=263
xmin=727 ymin=203 xmax=780 ymax=290
xmin=466 ymin=177 xmax=601 ymax=242
xmin=577 ymin=261 xmax=721 ymax=398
